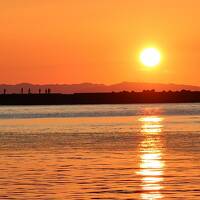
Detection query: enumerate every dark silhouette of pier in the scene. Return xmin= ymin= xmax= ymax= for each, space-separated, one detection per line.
xmin=0 ymin=90 xmax=199 ymax=105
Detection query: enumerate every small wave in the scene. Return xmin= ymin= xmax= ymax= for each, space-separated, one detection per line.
xmin=0 ymin=104 xmax=199 ymax=119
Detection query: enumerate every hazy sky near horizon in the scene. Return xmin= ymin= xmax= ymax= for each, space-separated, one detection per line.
xmin=0 ymin=0 xmax=200 ymax=85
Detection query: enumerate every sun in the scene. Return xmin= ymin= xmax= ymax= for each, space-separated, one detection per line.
xmin=140 ymin=48 xmax=161 ymax=67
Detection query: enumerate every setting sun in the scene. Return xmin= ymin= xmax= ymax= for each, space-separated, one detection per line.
xmin=140 ymin=48 xmax=161 ymax=68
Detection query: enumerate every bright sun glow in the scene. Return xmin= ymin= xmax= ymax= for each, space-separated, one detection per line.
xmin=140 ymin=48 xmax=161 ymax=67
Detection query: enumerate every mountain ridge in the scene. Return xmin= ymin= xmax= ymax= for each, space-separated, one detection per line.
xmin=0 ymin=82 xmax=199 ymax=94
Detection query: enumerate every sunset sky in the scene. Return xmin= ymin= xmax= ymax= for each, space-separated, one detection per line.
xmin=0 ymin=0 xmax=199 ymax=85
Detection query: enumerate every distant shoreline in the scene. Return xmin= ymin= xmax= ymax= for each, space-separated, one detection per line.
xmin=0 ymin=91 xmax=199 ymax=105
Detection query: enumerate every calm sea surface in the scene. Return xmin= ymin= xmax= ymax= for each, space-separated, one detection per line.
xmin=0 ymin=103 xmax=199 ymax=199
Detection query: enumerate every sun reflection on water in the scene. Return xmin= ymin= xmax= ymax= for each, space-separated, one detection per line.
xmin=137 ymin=116 xmax=165 ymax=200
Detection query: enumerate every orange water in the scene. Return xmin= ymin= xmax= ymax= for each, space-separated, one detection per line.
xmin=0 ymin=104 xmax=199 ymax=199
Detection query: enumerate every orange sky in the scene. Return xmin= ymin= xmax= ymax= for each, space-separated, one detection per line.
xmin=0 ymin=0 xmax=199 ymax=85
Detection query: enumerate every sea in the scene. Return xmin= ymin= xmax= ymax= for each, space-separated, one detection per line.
xmin=0 ymin=103 xmax=199 ymax=200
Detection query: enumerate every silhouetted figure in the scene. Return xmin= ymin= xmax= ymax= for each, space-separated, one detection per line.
xmin=39 ymin=89 xmax=41 ymax=94
xmin=28 ymin=88 xmax=31 ymax=94
xmin=45 ymin=89 xmax=48 ymax=94
xmin=21 ymin=88 xmax=23 ymax=94
xmin=48 ymin=88 xmax=51 ymax=94
xmin=3 ymin=89 xmax=6 ymax=95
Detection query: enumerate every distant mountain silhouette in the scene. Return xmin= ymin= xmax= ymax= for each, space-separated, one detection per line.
xmin=0 ymin=82 xmax=199 ymax=94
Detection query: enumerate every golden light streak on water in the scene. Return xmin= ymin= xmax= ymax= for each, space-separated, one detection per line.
xmin=139 ymin=116 xmax=163 ymax=123
xmin=138 ymin=116 xmax=165 ymax=200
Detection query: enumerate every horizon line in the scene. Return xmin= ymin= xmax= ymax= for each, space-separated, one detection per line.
xmin=0 ymin=81 xmax=199 ymax=87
